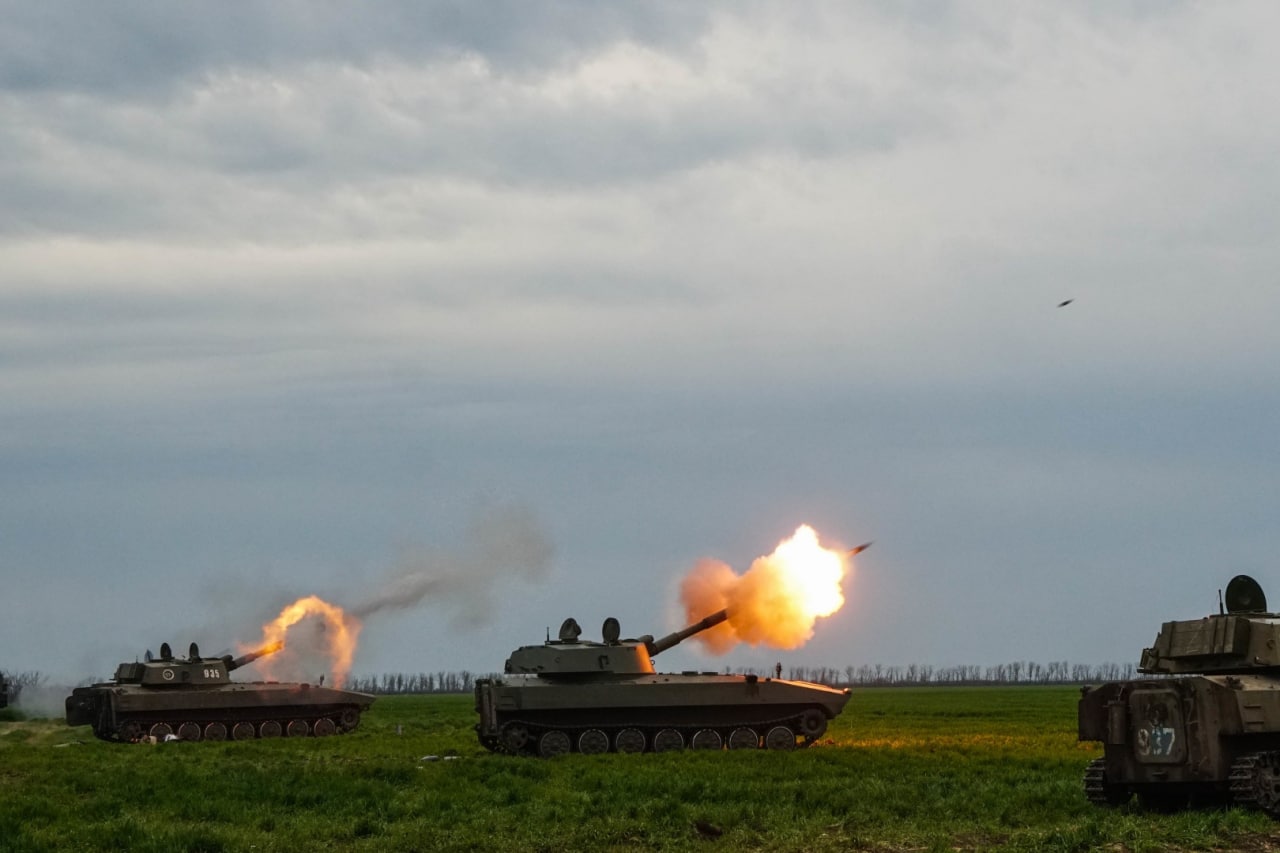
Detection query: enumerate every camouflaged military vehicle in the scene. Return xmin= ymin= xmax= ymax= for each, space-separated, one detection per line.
xmin=474 ymin=609 xmax=851 ymax=756
xmin=1079 ymin=575 xmax=1280 ymax=814
xmin=65 ymin=641 xmax=375 ymax=742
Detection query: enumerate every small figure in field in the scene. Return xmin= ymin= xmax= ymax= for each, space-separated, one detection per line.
xmin=775 ymin=662 xmax=782 ymax=679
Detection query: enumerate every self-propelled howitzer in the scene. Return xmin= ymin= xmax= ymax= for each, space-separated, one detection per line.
xmin=65 ymin=641 xmax=375 ymax=742
xmin=475 ymin=609 xmax=850 ymax=756
xmin=1079 ymin=575 xmax=1280 ymax=815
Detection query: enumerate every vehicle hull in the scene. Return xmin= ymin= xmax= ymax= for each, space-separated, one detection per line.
xmin=66 ymin=681 xmax=375 ymax=742
xmin=1079 ymin=674 xmax=1280 ymax=809
xmin=476 ymin=672 xmax=850 ymax=755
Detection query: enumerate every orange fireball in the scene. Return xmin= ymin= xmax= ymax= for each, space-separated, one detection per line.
xmin=245 ymin=595 xmax=362 ymax=688
xmin=680 ymin=525 xmax=855 ymax=654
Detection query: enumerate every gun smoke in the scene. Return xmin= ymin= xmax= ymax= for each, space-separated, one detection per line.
xmin=349 ymin=503 xmax=555 ymax=623
xmin=239 ymin=503 xmax=555 ymax=686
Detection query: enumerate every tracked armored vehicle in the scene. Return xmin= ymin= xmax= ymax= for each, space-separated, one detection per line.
xmin=475 ymin=609 xmax=851 ymax=756
xmin=1080 ymin=574 xmax=1280 ymax=814
xmin=65 ymin=641 xmax=375 ymax=742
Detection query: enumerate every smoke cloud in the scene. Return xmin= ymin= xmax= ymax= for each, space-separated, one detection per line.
xmin=233 ymin=502 xmax=555 ymax=686
xmin=12 ymin=685 xmax=72 ymax=720
xmin=350 ymin=502 xmax=555 ymax=624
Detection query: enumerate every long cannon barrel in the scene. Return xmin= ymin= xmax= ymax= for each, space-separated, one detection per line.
xmin=226 ymin=641 xmax=284 ymax=671
xmin=645 ymin=609 xmax=729 ymax=657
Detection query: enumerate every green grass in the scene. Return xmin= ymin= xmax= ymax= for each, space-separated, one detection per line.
xmin=1 ymin=687 xmax=1276 ymax=851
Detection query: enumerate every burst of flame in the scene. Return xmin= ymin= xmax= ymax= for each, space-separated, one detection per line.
xmin=246 ymin=595 xmax=362 ymax=688
xmin=680 ymin=524 xmax=852 ymax=655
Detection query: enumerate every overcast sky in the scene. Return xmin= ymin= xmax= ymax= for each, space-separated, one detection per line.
xmin=5 ymin=2 xmax=1280 ymax=685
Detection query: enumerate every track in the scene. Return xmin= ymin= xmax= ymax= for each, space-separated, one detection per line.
xmin=481 ymin=707 xmax=829 ymax=757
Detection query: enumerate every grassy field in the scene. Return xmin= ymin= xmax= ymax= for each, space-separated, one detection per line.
xmin=2 ymin=686 xmax=1277 ymax=852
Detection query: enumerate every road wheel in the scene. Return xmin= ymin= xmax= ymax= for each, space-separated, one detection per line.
xmin=287 ymin=719 xmax=310 ymax=737
xmin=339 ymin=708 xmax=360 ymax=730
xmin=177 ymin=722 xmax=202 ymax=741
xmin=764 ymin=725 xmax=795 ymax=751
xmin=578 ymin=729 xmax=609 ymax=754
xmin=691 ymin=729 xmax=723 ymax=750
xmin=538 ymin=730 xmax=571 ymax=758
xmin=149 ymin=723 xmax=173 ymax=739
xmin=653 ymin=728 xmax=684 ymax=753
xmin=259 ymin=720 xmax=282 ymax=738
xmin=203 ymin=722 xmax=227 ymax=741
xmin=727 ymin=727 xmax=759 ymax=750
xmin=313 ymin=718 xmax=337 ymax=737
xmin=232 ymin=722 xmax=256 ymax=740
xmin=614 ymin=728 xmax=645 ymax=754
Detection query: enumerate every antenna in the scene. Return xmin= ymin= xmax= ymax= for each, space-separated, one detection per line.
xmin=1219 ymin=588 xmax=1225 ymax=615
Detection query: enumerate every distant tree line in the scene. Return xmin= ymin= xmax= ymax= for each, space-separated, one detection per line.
xmin=346 ymin=661 xmax=1138 ymax=694
xmin=775 ymin=661 xmax=1137 ymax=686
xmin=345 ymin=671 xmax=489 ymax=695
xmin=0 ymin=670 xmax=46 ymax=704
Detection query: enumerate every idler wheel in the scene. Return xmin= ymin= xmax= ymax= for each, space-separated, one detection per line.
xmin=287 ymin=719 xmax=310 ymax=737
xmin=313 ymin=718 xmax=337 ymax=737
xmin=177 ymin=722 xmax=202 ymax=741
xmin=614 ymin=728 xmax=645 ymax=754
xmin=339 ymin=708 xmax=360 ymax=730
xmin=203 ymin=722 xmax=227 ymax=741
xmin=653 ymin=728 xmax=684 ymax=753
xmin=538 ymin=730 xmax=571 ymax=758
xmin=232 ymin=722 xmax=256 ymax=741
xmin=691 ymin=729 xmax=723 ymax=750
xmin=798 ymin=709 xmax=827 ymax=740
xmin=149 ymin=723 xmax=173 ymax=739
xmin=578 ymin=729 xmax=610 ymax=755
xmin=764 ymin=725 xmax=796 ymax=751
xmin=259 ymin=720 xmax=282 ymax=738
xmin=500 ymin=722 xmax=531 ymax=753
xmin=117 ymin=721 xmax=143 ymax=742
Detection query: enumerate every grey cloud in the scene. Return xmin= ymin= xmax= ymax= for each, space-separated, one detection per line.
xmin=0 ymin=1 xmax=711 ymax=95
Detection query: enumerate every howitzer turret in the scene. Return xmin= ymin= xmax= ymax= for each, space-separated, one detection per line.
xmin=66 ymin=638 xmax=374 ymax=743
xmin=503 ymin=608 xmax=730 ymax=677
xmin=1079 ymin=574 xmax=1280 ymax=817
xmin=477 ymin=607 xmax=850 ymax=757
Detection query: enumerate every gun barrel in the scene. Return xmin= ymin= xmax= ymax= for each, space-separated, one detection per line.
xmin=228 ymin=641 xmax=284 ymax=671
xmin=647 ymin=609 xmax=729 ymax=656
